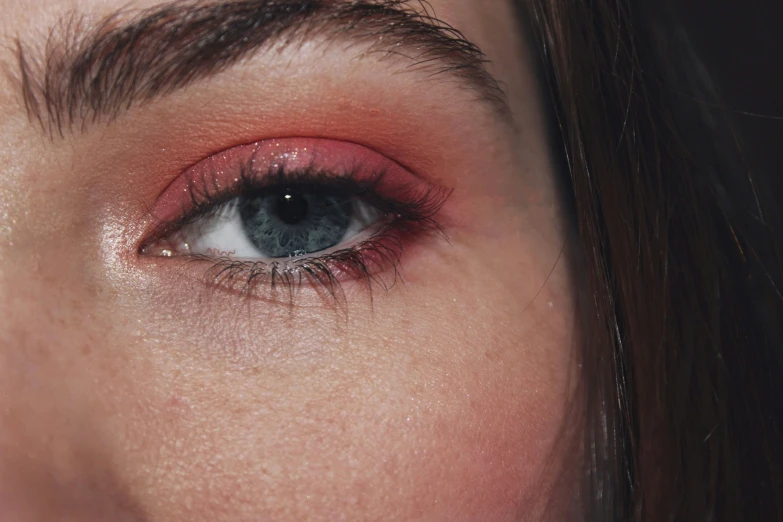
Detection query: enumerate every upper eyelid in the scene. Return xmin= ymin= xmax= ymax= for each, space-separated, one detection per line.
xmin=144 ymin=164 xmax=370 ymax=247
xmin=13 ymin=0 xmax=509 ymax=139
xmin=143 ymin=136 xmax=449 ymax=235
xmin=155 ymin=168 xmax=400 ymax=231
xmin=169 ymin=167 xmax=384 ymax=230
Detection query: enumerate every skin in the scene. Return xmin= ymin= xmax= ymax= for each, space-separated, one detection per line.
xmin=0 ymin=0 xmax=578 ymax=520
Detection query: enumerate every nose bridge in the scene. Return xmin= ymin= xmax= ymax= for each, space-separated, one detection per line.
xmin=0 ymin=202 xmax=88 ymax=453
xmin=0 ymin=194 xmax=96 ymax=347
xmin=0 ymin=278 xmax=71 ymax=520
xmin=0 ymin=271 xmax=147 ymax=522
xmin=0 ymin=236 xmax=103 ymax=406
xmin=0 ymin=244 xmax=58 ymax=352
xmin=0 ymin=253 xmax=43 ymax=357
xmin=0 ymin=252 xmax=65 ymax=435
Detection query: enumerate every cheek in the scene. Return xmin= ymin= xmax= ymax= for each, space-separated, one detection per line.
xmin=95 ymin=290 xmax=574 ymax=521
xmin=0 ymin=238 xmax=574 ymax=522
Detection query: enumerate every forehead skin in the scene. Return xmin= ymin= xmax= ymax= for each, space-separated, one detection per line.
xmin=0 ymin=1 xmax=577 ymax=521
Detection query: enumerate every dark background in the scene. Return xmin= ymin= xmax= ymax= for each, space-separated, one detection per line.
xmin=680 ymin=0 xmax=783 ymax=204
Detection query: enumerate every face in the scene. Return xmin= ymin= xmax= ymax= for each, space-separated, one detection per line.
xmin=0 ymin=0 xmax=577 ymax=520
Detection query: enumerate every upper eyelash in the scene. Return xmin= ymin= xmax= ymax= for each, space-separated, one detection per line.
xmin=143 ymin=159 xmax=444 ymax=245
xmin=142 ymin=159 xmax=452 ymax=304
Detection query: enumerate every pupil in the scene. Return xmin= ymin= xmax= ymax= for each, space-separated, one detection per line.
xmin=276 ymin=192 xmax=309 ymax=225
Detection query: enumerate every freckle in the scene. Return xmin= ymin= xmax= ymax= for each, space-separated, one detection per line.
xmin=81 ymin=345 xmax=91 ymax=355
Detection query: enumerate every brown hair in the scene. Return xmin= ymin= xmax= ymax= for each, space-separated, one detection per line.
xmin=521 ymin=1 xmax=783 ymax=520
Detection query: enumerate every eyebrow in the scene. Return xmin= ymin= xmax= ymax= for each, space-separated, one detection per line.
xmin=13 ymin=0 xmax=507 ymax=138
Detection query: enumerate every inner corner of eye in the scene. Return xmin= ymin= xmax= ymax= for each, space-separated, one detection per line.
xmin=139 ymin=236 xmax=177 ymax=258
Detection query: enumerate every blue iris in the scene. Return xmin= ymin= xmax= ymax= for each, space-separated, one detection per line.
xmin=239 ymin=191 xmax=353 ymax=258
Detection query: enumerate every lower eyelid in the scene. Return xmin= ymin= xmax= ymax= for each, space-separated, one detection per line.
xmin=151 ymin=228 xmax=409 ymax=304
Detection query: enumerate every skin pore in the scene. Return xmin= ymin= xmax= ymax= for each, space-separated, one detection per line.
xmin=0 ymin=0 xmax=577 ymax=520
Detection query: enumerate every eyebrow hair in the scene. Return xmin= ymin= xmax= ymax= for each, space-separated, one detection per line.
xmin=13 ymin=0 xmax=507 ymax=138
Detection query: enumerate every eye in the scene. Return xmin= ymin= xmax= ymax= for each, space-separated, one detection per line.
xmin=233 ymin=189 xmax=383 ymax=258
xmin=156 ymin=184 xmax=387 ymax=260
xmin=141 ymin=138 xmax=450 ymax=300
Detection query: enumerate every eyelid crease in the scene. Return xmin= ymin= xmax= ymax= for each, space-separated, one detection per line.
xmin=14 ymin=0 xmax=508 ymax=139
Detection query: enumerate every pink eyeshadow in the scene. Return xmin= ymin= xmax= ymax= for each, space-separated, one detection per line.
xmin=149 ymin=138 xmax=418 ymax=224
